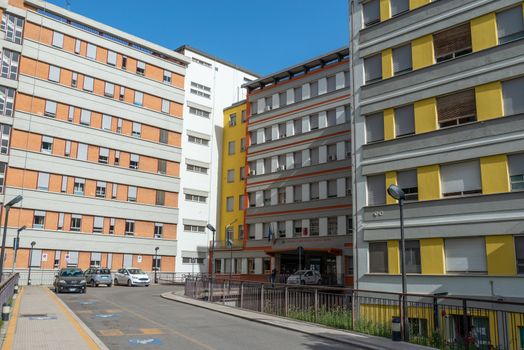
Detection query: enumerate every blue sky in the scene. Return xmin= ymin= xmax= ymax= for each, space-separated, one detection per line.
xmin=45 ymin=0 xmax=349 ymax=76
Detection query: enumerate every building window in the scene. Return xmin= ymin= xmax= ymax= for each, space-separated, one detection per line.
xmin=369 ymin=242 xmax=388 ymax=273
xmin=434 ymin=24 xmax=472 ymax=63
xmin=240 ymin=166 xmax=245 ymax=181
xmin=77 ymin=143 xmax=88 ymax=160
xmin=44 ymin=100 xmax=57 ymax=117
xmin=0 ymin=124 xmax=9 ymax=154
xmin=33 ymin=210 xmax=46 ymax=229
xmin=240 ymin=138 xmax=246 ymax=152
xmin=189 ymin=107 xmax=210 ymax=118
xmin=132 ymin=122 xmax=141 ymax=138
xmin=190 ymin=82 xmax=211 ymax=99
xmin=83 ymin=76 xmax=94 ymax=92
xmin=95 ymin=181 xmax=106 ymax=198
xmin=107 ymin=50 xmax=117 ymax=66
xmin=125 ymin=220 xmax=135 ymax=235
xmin=1 ymin=49 xmax=19 ymax=80
xmin=516 ymin=236 xmax=524 ymax=274
xmin=90 ymin=252 xmax=101 ymax=267
xmin=307 ymin=218 xmax=318 ymax=237
xmin=347 ymin=216 xmax=353 ymax=235
xmin=1 ymin=13 xmax=24 ymax=44
xmin=228 ymin=141 xmax=235 ymax=155
xmin=70 ymin=215 xmax=82 ymax=231
xmin=119 ymin=87 xmax=125 ymax=101
xmin=241 ymin=110 xmax=246 ymax=123
xmin=128 ymin=186 xmax=137 ymax=202
xmin=0 ymin=86 xmax=15 ymax=116
xmin=71 ymin=72 xmax=77 ymax=87
xmin=327 ymin=217 xmax=338 ymax=235
xmin=74 ymin=39 xmax=81 ymax=54
xmin=93 ymin=217 xmax=103 ymax=233
xmin=187 ymin=163 xmax=208 ymax=174
xmin=154 ymin=223 xmax=163 ymax=238
xmin=364 ymin=54 xmax=382 ymax=83
xmin=184 ymin=225 xmax=205 ymax=233
xmin=239 ymin=194 xmax=245 ymax=210
xmin=191 ymin=56 xmax=212 ymax=68
xmin=129 ymin=154 xmax=139 ymax=169
xmin=441 ymin=160 xmax=481 ymax=197
xmin=188 ymin=135 xmax=208 ymax=146
xmin=227 ymin=169 xmax=234 ymax=183
xmin=391 ymin=0 xmax=409 ymax=17
xmin=48 ymin=65 xmax=60 ymax=82
xmin=156 ymin=190 xmax=165 ymax=205
xmin=104 ymin=82 xmax=114 ymax=97
xmin=363 ymin=0 xmax=380 ymax=27
xmin=509 ymin=153 xmax=524 ymax=191
xmin=445 ymin=237 xmax=487 ymax=273
xmin=405 ymin=240 xmax=421 ymax=273
xmin=229 ymin=113 xmax=237 ymax=126
xmin=226 ymin=196 xmax=234 ymax=212
xmin=437 ymin=89 xmax=476 ymax=128
xmin=158 ymin=159 xmax=167 ymax=174
xmin=109 ymin=218 xmax=115 ymax=234
xmin=152 ymin=256 xmax=161 ymax=271
xmin=41 ymin=136 xmax=53 ymax=154
xmin=51 ymin=31 xmax=64 ymax=48
xmin=367 ymin=174 xmax=386 ymax=205
xmin=122 ymin=56 xmax=127 ymax=70
xmin=37 ymin=172 xmax=49 ymax=191
xmin=394 ymin=104 xmax=414 ymax=137
xmin=86 ymin=43 xmax=97 ymax=60
xmin=98 ymin=148 xmax=109 ymax=164
xmin=111 ymin=184 xmax=117 ymax=199
xmin=162 ymin=99 xmax=170 ymax=114
xmin=0 ymin=162 xmax=5 ymax=193
xmin=80 ymin=109 xmax=91 ymax=126
xmin=496 ymin=6 xmax=524 ymax=44
xmin=392 ymin=44 xmax=412 ymax=75
xmin=327 ymin=180 xmax=337 ymax=198
xmin=136 ymin=61 xmax=145 ymax=75
xmin=238 ymin=225 xmax=244 ymax=240
xmin=73 ymin=178 xmax=85 ymax=195
xmin=134 ymin=91 xmax=143 ymax=106
xmin=397 ymin=169 xmax=418 ymax=201
xmin=160 ymin=129 xmax=169 ymax=144
xmin=293 ymin=220 xmax=302 ymax=237
xmin=61 ymin=176 xmax=67 ymax=193
xmin=502 ymin=76 xmax=524 ymax=117
xmin=163 ymin=70 xmax=171 ymax=84
xmin=185 ymin=193 xmax=206 ymax=203
xmin=366 ymin=112 xmax=384 ymax=143
xmin=247 ymin=258 xmax=255 ymax=274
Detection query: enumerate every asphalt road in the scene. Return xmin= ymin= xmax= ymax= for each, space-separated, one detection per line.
xmin=58 ymin=284 xmax=364 ymax=350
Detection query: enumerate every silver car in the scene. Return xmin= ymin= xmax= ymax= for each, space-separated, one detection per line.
xmin=84 ymin=268 xmax=112 ymax=287
xmin=286 ymin=270 xmax=322 ymax=285
xmin=114 ymin=268 xmax=150 ymax=287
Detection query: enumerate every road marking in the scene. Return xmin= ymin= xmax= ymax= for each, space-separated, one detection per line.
xmin=94 ymin=313 xmax=119 ymax=318
xmin=128 ymin=338 xmax=162 ymax=345
xmin=100 ymin=329 xmax=124 ymax=337
xmin=2 ymin=287 xmax=24 ymax=350
xmin=100 ymin=297 xmax=215 ymax=350
xmin=140 ymin=328 xmax=163 ymax=335
xmin=45 ymin=287 xmax=101 ymax=350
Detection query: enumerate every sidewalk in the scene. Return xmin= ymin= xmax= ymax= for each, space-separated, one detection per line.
xmin=162 ymin=291 xmax=435 ymax=350
xmin=2 ymin=286 xmax=107 ymax=350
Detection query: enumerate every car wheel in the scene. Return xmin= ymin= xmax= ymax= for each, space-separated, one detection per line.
xmin=107 ymin=283 xmax=112 ymax=288
xmin=82 ymin=288 xmax=86 ymax=294
xmin=90 ymin=280 xmax=96 ymax=288
xmin=54 ymin=285 xmax=58 ymax=293
xmin=127 ymin=279 xmax=132 ymax=287
xmin=145 ymin=284 xmax=149 ymax=287
xmin=114 ymin=278 xmax=118 ymax=286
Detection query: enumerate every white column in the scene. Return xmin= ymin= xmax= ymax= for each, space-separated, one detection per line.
xmin=336 ymin=141 xmax=345 ymax=160
xmin=221 ymin=259 xmax=226 ymax=273
xmin=302 ymin=183 xmax=310 ymax=202
xmin=285 ymin=186 xmax=294 ymax=204
xmin=318 ymin=77 xmax=327 ymax=95
xmin=286 ymin=120 xmax=294 ymax=136
xmin=254 ymin=258 xmax=263 ymax=274
xmin=255 ymin=223 xmax=263 ymax=240
xmin=286 ymin=153 xmax=294 ymax=169
xmin=271 ymin=125 xmax=279 ymax=140
xmin=319 ymin=181 xmax=327 ymax=199
xmin=270 ymin=188 xmax=278 ymax=205
xmin=319 ymin=217 xmax=328 ymax=236
xmin=271 ymin=156 xmax=278 ymax=173
xmin=319 ymin=111 xmax=328 ymax=129
xmin=241 ymin=258 xmax=248 ymax=274
xmin=302 ymin=149 xmax=311 ymax=167
xmin=272 ymin=93 xmax=280 ymax=109
xmin=256 ymin=191 xmax=264 ymax=207
xmin=286 ymin=88 xmax=294 ymax=104
xmin=302 ymin=115 xmax=311 ymax=133
xmin=257 ymin=98 xmax=265 ymax=114
xmin=302 ymin=219 xmax=309 ymax=237
xmin=257 ymin=128 xmax=265 ymax=144
xmin=337 ymin=215 xmax=347 ymax=236
xmin=336 ymin=255 xmax=343 ymax=284
xmin=302 ymin=83 xmax=310 ymax=99
xmin=319 ymin=145 xmax=327 ymax=164
xmin=337 ymin=178 xmax=346 ymax=197
xmin=285 ymin=220 xmax=293 ymax=238
xmin=336 ymin=106 xmax=346 ymax=125
xmin=256 ymin=159 xmax=264 ymax=175
xmin=336 ymin=72 xmax=345 ymax=90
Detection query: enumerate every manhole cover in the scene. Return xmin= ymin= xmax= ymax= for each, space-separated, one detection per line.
xmin=20 ymin=314 xmax=48 ymax=318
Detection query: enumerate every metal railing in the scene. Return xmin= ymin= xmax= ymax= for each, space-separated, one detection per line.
xmin=185 ymin=277 xmax=524 ymax=350
xmin=0 ymin=273 xmax=19 ymax=308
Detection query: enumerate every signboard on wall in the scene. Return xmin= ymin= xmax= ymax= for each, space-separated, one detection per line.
xmin=137 ymin=255 xmax=142 ymax=263
xmin=42 ymin=253 xmax=48 ymax=262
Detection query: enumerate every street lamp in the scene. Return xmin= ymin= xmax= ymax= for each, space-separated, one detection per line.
xmin=11 ymin=225 xmax=26 ymax=274
xmin=0 ymin=195 xmax=23 ymax=282
xmin=206 ymin=224 xmax=216 ymax=301
xmin=154 ymin=246 xmax=159 ymax=284
xmin=27 ymin=241 xmax=36 ymax=285
xmin=387 ymin=184 xmax=408 ymax=342
xmin=225 ymin=219 xmax=238 ymax=286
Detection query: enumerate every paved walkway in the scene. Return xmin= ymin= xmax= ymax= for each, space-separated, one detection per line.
xmin=3 ymin=286 xmax=107 ymax=350
xmin=162 ymin=291 xmax=434 ymax=350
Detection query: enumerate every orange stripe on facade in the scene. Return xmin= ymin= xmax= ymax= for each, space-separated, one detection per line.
xmin=246 ymin=204 xmax=351 ymax=218
xmin=247 ymin=166 xmax=351 ymax=187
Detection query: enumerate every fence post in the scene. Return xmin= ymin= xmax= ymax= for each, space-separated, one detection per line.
xmin=260 ymin=284 xmax=264 ymax=312
xmin=223 ymin=280 xmax=226 ymax=305
xmin=433 ymin=296 xmax=439 ymax=334
xmin=351 ymin=290 xmax=357 ymax=331
xmin=462 ymin=299 xmax=468 ymax=348
xmin=285 ymin=286 xmax=289 ymax=317
xmin=240 ymin=282 xmax=244 ymax=308
xmin=314 ymin=288 xmax=319 ymax=322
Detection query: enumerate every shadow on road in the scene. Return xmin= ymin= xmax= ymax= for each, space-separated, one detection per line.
xmin=300 ymin=333 xmax=366 ymax=350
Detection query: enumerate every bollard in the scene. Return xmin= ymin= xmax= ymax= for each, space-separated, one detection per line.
xmin=2 ymin=303 xmax=10 ymax=321
xmin=13 ymin=285 xmax=18 ymax=294
xmin=392 ymin=316 xmax=401 ymax=341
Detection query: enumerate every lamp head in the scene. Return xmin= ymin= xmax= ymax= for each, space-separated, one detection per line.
xmin=17 ymin=225 xmax=27 ymax=233
xmin=206 ymin=224 xmax=216 ymax=232
xmin=155 ymin=246 xmax=159 ymax=252
xmin=5 ymin=195 xmax=23 ymax=208
xmin=30 ymin=241 xmax=36 ymax=247
xmin=387 ymin=184 xmax=405 ymax=201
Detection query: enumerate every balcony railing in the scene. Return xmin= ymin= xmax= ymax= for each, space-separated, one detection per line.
xmin=211 ymin=240 xmax=244 ymax=250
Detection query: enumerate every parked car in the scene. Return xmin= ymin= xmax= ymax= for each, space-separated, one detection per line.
xmin=114 ymin=268 xmax=150 ymax=287
xmin=286 ymin=270 xmax=322 ymax=285
xmin=84 ymin=268 xmax=112 ymax=287
xmin=53 ymin=268 xmax=87 ymax=293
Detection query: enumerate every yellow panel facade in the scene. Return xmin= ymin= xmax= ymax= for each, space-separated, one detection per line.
xmin=380 ymin=0 xmax=391 ymax=21
xmin=383 ymin=108 xmax=395 ymax=140
xmin=385 ymin=171 xmax=397 ymax=204
xmin=387 ymin=240 xmax=400 ymax=274
xmin=417 ymin=165 xmax=441 ymax=200
xmin=382 ymin=49 xmax=393 ymax=79
xmin=412 ymin=35 xmax=434 ymax=70
xmin=220 ymin=102 xmax=247 ymax=241
xmin=409 ymin=0 xmax=430 ymax=10
xmin=486 ymin=235 xmax=517 ymax=276
xmin=480 ymin=155 xmax=510 ymax=194
xmin=475 ymin=82 xmax=504 ymax=121
xmin=471 ymin=13 xmax=498 ymax=52
xmin=420 ymin=238 xmax=445 ymax=274
xmin=414 ymin=98 xmax=438 ymax=134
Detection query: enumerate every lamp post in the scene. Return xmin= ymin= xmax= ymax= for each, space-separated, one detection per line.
xmin=387 ymin=184 xmax=408 ymax=342
xmin=11 ymin=225 xmax=26 ymax=274
xmin=225 ymin=218 xmax=237 ymax=287
xmin=206 ymin=224 xmax=216 ymax=301
xmin=27 ymin=241 xmax=36 ymax=285
xmin=0 ymin=195 xmax=23 ymax=282
xmin=154 ymin=246 xmax=159 ymax=284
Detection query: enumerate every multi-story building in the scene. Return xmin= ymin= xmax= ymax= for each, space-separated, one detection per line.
xmin=0 ymin=0 xmax=190 ymax=277
xmin=173 ymin=46 xmax=258 ymax=275
xmin=350 ymin=0 xmax=524 ymax=297
xmin=219 ymin=47 xmax=353 ymax=284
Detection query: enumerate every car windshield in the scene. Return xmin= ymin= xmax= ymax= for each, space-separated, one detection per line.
xmin=128 ymin=269 xmax=145 ymax=275
xmin=292 ymin=270 xmax=308 ymax=275
xmin=96 ymin=269 xmax=111 ymax=274
xmin=61 ymin=269 xmax=83 ymax=277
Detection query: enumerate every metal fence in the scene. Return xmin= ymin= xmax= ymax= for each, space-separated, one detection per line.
xmin=185 ymin=277 xmax=524 ymax=350
xmin=0 ymin=273 xmax=19 ymax=308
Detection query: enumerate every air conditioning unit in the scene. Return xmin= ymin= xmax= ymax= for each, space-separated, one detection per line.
xmin=328 ymin=155 xmax=336 ymax=161
xmin=265 ymin=106 xmax=272 ymax=111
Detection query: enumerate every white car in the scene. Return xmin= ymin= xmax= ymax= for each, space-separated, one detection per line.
xmin=114 ymin=268 xmax=150 ymax=287
xmin=286 ymin=270 xmax=322 ymax=285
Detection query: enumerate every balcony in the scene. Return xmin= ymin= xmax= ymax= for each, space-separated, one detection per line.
xmin=211 ymin=240 xmax=244 ymax=250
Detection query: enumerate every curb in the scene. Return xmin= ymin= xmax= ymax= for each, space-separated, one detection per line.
xmin=45 ymin=288 xmax=109 ymax=350
xmin=161 ymin=291 xmax=434 ymax=350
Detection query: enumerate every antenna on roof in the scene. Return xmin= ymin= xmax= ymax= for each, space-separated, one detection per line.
xmin=65 ymin=0 xmax=71 ymax=10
